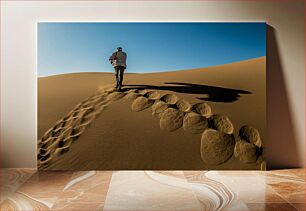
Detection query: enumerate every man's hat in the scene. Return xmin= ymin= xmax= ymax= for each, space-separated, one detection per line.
xmin=117 ymin=47 xmax=122 ymax=50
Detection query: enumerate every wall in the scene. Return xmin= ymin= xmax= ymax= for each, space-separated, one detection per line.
xmin=1 ymin=0 xmax=304 ymax=168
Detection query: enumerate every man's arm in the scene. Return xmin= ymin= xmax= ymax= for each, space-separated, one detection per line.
xmin=109 ymin=53 xmax=116 ymax=64
xmin=108 ymin=55 xmax=113 ymax=64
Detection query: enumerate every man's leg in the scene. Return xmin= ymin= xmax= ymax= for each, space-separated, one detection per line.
xmin=118 ymin=67 xmax=124 ymax=87
xmin=114 ymin=67 xmax=119 ymax=88
xmin=116 ymin=67 xmax=124 ymax=91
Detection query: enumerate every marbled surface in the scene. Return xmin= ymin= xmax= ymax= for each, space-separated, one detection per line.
xmin=0 ymin=169 xmax=36 ymax=204
xmin=0 ymin=168 xmax=304 ymax=210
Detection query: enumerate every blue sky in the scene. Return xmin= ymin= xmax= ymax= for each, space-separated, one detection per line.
xmin=38 ymin=22 xmax=266 ymax=76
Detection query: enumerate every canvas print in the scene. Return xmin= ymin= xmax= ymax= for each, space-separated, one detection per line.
xmin=38 ymin=22 xmax=266 ymax=170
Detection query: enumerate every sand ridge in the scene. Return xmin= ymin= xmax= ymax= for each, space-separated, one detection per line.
xmin=38 ymin=85 xmax=265 ymax=170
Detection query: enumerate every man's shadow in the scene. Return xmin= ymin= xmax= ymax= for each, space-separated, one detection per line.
xmin=122 ymin=82 xmax=251 ymax=103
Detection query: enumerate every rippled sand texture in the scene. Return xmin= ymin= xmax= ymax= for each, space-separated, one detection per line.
xmin=0 ymin=169 xmax=304 ymax=210
xmin=38 ymin=57 xmax=266 ymax=170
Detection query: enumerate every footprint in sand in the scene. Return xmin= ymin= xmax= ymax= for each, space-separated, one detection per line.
xmin=125 ymin=92 xmax=141 ymax=101
xmin=131 ymin=96 xmax=155 ymax=112
xmin=152 ymin=101 xmax=170 ymax=118
xmin=191 ymin=102 xmax=212 ymax=118
xmin=200 ymin=129 xmax=235 ymax=165
xmin=137 ymin=89 xmax=150 ymax=95
xmin=160 ymin=94 xmax=179 ymax=105
xmin=143 ymin=91 xmax=161 ymax=100
xmin=160 ymin=108 xmax=185 ymax=132
xmin=234 ymin=125 xmax=262 ymax=163
xmin=107 ymin=91 xmax=126 ymax=101
xmin=234 ymin=138 xmax=259 ymax=163
xmin=238 ymin=125 xmax=262 ymax=147
xmin=183 ymin=112 xmax=209 ymax=134
xmin=176 ymin=99 xmax=192 ymax=112
xmin=208 ymin=114 xmax=234 ymax=134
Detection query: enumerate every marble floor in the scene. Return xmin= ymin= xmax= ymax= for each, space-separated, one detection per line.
xmin=0 ymin=169 xmax=304 ymax=211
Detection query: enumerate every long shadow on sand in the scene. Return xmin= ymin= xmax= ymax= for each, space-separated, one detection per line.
xmin=122 ymin=82 xmax=251 ymax=103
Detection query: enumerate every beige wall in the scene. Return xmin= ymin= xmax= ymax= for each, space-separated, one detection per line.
xmin=1 ymin=1 xmax=304 ymax=168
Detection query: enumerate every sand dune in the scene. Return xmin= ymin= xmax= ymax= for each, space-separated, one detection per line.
xmin=38 ymin=57 xmax=266 ymax=170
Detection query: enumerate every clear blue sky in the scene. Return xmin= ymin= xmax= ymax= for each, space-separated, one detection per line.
xmin=38 ymin=22 xmax=266 ymax=76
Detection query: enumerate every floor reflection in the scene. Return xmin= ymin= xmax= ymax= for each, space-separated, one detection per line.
xmin=0 ymin=169 xmax=304 ymax=210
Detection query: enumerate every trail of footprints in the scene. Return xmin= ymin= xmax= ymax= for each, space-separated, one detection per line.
xmin=38 ymin=87 xmax=265 ymax=169
xmin=37 ymin=90 xmax=111 ymax=169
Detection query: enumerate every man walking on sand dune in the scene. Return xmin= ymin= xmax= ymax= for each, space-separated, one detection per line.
xmin=109 ymin=47 xmax=127 ymax=91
